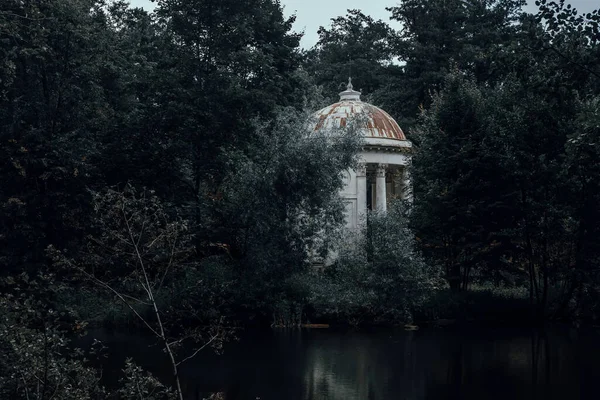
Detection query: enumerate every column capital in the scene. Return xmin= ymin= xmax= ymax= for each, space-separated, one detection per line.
xmin=356 ymin=162 xmax=367 ymax=177
xmin=376 ymin=163 xmax=387 ymax=177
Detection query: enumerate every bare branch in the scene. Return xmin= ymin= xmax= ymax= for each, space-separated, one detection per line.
xmin=62 ymin=257 xmax=160 ymax=337
xmin=118 ymin=292 xmax=152 ymax=306
xmin=122 ymin=202 xmax=153 ymax=300
xmin=144 ymin=230 xmax=167 ymax=251
xmin=157 ymin=227 xmax=179 ymax=293
xmin=175 ymin=334 xmax=219 ymax=367
xmin=120 ymin=198 xmax=185 ymax=400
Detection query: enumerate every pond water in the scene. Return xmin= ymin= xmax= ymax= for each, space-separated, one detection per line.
xmin=88 ymin=325 xmax=600 ymax=400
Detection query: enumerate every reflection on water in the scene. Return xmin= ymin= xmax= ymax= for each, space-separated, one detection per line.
xmin=90 ymin=326 xmax=600 ymax=400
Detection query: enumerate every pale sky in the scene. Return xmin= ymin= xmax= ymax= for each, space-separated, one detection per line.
xmin=130 ymin=0 xmax=598 ymax=48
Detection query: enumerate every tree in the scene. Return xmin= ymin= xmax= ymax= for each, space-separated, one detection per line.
xmin=152 ymin=0 xmax=304 ymax=194
xmin=305 ymin=9 xmax=401 ymax=103
xmin=494 ymin=0 xmax=600 ymax=319
xmin=411 ymin=72 xmax=513 ymax=290
xmin=0 ymin=0 xmax=123 ymax=276
xmin=533 ymin=0 xmax=600 ymax=319
xmin=213 ymin=106 xmax=361 ymax=323
xmin=411 ymin=0 xmax=600 ymax=321
xmin=564 ymin=98 xmax=600 ymax=320
xmin=387 ymin=0 xmax=526 ymax=125
xmin=50 ymin=186 xmax=229 ymax=400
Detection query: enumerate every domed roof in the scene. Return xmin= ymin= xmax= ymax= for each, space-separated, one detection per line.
xmin=313 ymin=78 xmax=407 ymax=142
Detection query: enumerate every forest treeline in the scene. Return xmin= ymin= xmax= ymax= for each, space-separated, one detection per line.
xmin=1 ymin=0 xmax=600 ymax=397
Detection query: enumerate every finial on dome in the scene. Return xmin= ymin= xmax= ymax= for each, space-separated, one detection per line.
xmin=339 ymin=77 xmax=361 ymax=101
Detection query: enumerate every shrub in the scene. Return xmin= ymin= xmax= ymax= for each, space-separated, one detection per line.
xmin=309 ymin=201 xmax=443 ymax=325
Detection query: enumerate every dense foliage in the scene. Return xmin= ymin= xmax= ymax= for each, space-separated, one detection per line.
xmin=309 ymin=201 xmax=442 ymax=325
xmin=2 ymin=0 xmax=600 ymax=396
xmin=410 ymin=0 xmax=600 ymax=321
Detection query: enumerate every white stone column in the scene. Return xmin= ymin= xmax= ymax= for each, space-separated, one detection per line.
xmin=356 ymin=163 xmax=367 ymax=223
xmin=376 ymin=163 xmax=387 ymax=212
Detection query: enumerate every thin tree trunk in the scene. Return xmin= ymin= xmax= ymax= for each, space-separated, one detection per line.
xmin=126 ymin=206 xmax=185 ymax=400
xmin=154 ymin=302 xmax=184 ymax=400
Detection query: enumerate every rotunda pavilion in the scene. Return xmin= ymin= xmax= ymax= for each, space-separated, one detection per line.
xmin=313 ymin=79 xmax=412 ymax=229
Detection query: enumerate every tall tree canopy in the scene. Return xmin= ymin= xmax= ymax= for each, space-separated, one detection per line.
xmin=0 ymin=0 xmax=125 ymax=274
xmin=388 ymin=0 xmax=526 ymax=125
xmin=411 ymin=0 xmax=600 ymax=319
xmin=305 ymin=9 xmax=401 ymax=103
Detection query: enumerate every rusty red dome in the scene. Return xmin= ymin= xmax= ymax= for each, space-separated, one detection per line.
xmin=313 ymin=79 xmax=406 ymax=141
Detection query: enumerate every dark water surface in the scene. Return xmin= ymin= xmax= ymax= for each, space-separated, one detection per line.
xmin=88 ymin=326 xmax=600 ymax=400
